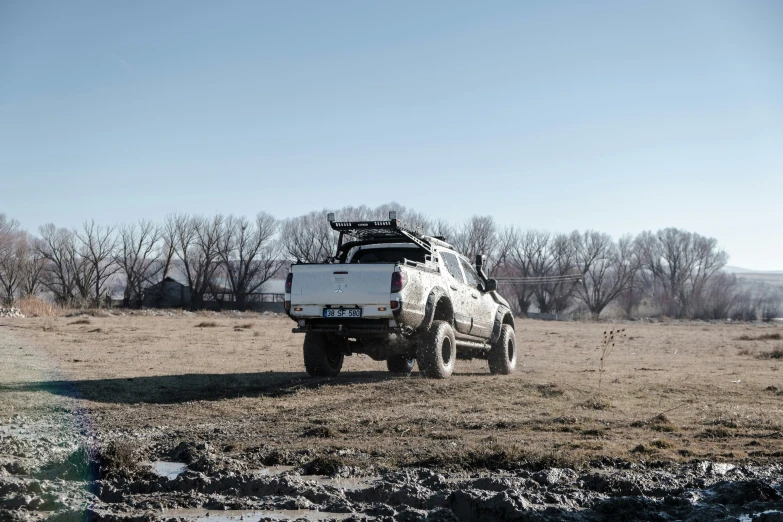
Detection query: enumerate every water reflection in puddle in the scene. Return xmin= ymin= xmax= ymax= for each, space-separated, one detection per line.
xmin=152 ymin=461 xmax=189 ymax=480
xmin=150 ymin=462 xmax=375 ymax=492
xmin=169 ymin=509 xmax=352 ymax=522
xmin=254 ymin=466 xmax=297 ymax=476
xmin=251 ymin=467 xmax=375 ymax=492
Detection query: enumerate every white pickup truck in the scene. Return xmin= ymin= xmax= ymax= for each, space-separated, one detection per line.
xmin=285 ymin=215 xmax=517 ymax=379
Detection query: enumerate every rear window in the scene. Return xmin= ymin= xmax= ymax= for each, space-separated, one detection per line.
xmin=350 ymin=248 xmax=425 ymax=264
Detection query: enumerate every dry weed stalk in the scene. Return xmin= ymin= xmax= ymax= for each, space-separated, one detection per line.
xmin=598 ymin=328 xmax=627 ymax=394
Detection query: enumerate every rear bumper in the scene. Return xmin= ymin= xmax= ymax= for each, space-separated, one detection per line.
xmin=288 ymin=304 xmax=394 ymax=319
xmin=292 ymin=318 xmax=401 ymax=335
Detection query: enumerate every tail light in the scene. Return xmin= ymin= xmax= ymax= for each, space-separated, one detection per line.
xmin=390 ymin=271 xmax=407 ymax=293
xmin=285 ymin=273 xmax=293 ymax=293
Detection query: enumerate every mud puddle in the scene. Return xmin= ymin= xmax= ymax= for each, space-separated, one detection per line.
xmin=249 ymin=465 xmax=375 ymax=492
xmin=152 ymin=461 xmax=190 ymax=480
xmin=166 ymin=508 xmax=352 ymax=521
xmin=739 ymin=512 xmax=783 ymax=522
xmin=4 ymin=430 xmax=783 ymax=521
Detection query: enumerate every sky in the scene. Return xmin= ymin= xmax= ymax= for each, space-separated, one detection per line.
xmin=1 ymin=1 xmax=781 ymax=269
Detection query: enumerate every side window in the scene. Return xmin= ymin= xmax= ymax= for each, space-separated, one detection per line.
xmin=440 ymin=252 xmax=465 ymax=283
xmin=459 ymin=258 xmax=479 ymax=287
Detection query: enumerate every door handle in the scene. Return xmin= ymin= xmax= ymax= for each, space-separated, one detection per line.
xmin=450 ymin=285 xmax=458 ymax=291
xmin=471 ymin=293 xmax=479 ymax=299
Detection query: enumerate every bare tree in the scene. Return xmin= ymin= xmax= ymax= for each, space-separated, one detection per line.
xmin=168 ymin=214 xmax=224 ymax=309
xmin=539 ymin=233 xmax=579 ymax=314
xmin=115 ymin=220 xmax=164 ymax=308
xmin=573 ymin=231 xmax=639 ymax=320
xmin=280 ymin=211 xmax=336 ymax=263
xmin=374 ymin=202 xmax=432 ymax=232
xmin=20 ymin=236 xmax=47 ymax=298
xmin=37 ymin=224 xmax=93 ymax=305
xmin=452 ymin=216 xmax=498 ymax=269
xmin=693 ymin=272 xmax=740 ymax=320
xmin=760 ymin=287 xmax=783 ymax=322
xmin=0 ymin=214 xmax=21 ymax=262
xmin=217 ymin=212 xmax=282 ymax=310
xmin=503 ymin=229 xmax=545 ymax=315
xmin=75 ymin=220 xmax=119 ymax=306
xmin=0 ymin=223 xmax=27 ymax=304
xmin=636 ymin=228 xmax=728 ymax=318
xmin=430 ymin=219 xmax=455 ymax=242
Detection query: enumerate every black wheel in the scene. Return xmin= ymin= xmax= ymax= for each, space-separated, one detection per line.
xmin=386 ymin=355 xmax=416 ymax=375
xmin=416 ymin=320 xmax=456 ymax=379
xmin=303 ymin=332 xmax=344 ymax=377
xmin=488 ymin=324 xmax=517 ymax=375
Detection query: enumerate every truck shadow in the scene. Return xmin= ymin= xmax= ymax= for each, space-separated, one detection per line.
xmin=0 ymin=371 xmax=399 ymax=405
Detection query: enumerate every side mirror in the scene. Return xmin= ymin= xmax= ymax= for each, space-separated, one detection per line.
xmin=484 ymin=279 xmax=497 ymax=292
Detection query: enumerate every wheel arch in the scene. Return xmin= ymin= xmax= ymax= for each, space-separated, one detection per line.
xmin=490 ymin=307 xmax=515 ymax=344
xmin=419 ymin=287 xmax=454 ymax=332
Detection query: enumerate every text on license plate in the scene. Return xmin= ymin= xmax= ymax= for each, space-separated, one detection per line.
xmin=323 ymin=308 xmax=362 ymax=318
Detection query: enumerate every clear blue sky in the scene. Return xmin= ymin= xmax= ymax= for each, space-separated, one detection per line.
xmin=1 ymin=1 xmax=781 ymax=269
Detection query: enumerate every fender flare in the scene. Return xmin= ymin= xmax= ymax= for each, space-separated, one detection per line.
xmin=490 ymin=307 xmax=515 ymax=344
xmin=418 ymin=287 xmax=451 ymax=332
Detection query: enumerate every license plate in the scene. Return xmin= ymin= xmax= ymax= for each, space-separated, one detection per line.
xmin=323 ymin=308 xmax=362 ymax=318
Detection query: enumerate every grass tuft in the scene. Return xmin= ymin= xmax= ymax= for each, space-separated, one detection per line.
xmin=196 ymin=321 xmax=218 ymax=328
xmin=537 ymin=383 xmax=565 ymax=398
xmin=99 ymin=440 xmax=140 ymax=471
xmin=757 ymin=345 xmax=783 ymax=359
xmin=738 ymin=333 xmax=782 ymax=341
xmin=581 ymin=398 xmax=612 ymax=410
xmin=301 ymin=426 xmax=334 ymax=438
xmin=301 ymin=455 xmax=347 ymax=475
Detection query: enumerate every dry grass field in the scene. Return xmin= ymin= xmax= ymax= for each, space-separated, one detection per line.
xmin=2 ymin=312 xmax=783 ymax=471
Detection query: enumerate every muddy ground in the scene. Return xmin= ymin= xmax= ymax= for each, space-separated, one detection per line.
xmin=1 ymin=312 xmax=782 ymax=521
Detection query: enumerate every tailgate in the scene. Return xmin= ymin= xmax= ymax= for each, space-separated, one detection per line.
xmin=290 ymin=264 xmax=395 ymax=306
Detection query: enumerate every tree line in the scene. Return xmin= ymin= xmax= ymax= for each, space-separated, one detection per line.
xmin=1 ymin=204 xmax=780 ymax=320
xmin=0 ymin=213 xmax=281 ymax=310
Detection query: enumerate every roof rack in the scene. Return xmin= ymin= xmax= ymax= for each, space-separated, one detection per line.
xmin=328 ymin=213 xmax=434 ymax=254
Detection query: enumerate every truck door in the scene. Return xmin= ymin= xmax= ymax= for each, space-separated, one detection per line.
xmin=459 ymin=257 xmax=495 ymax=339
xmin=440 ymin=252 xmax=472 ymax=335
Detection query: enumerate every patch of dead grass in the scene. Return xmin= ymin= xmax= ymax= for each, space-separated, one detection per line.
xmin=757 ymin=345 xmax=783 ymax=359
xmin=16 ymin=297 xmax=63 ymax=317
xmin=195 ymin=321 xmax=218 ymax=328
xmin=738 ymin=333 xmax=782 ymax=341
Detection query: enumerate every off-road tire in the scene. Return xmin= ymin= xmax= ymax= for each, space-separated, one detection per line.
xmin=416 ymin=320 xmax=456 ymax=379
xmin=303 ymin=332 xmax=344 ymax=377
xmin=488 ymin=324 xmax=517 ymax=375
xmin=386 ymin=355 xmax=416 ymax=375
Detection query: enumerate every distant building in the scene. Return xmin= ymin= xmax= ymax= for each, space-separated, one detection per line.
xmin=142 ymin=276 xmax=192 ymax=308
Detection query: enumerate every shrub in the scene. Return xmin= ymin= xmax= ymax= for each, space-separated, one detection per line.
xmin=758 ymin=345 xmax=783 ymax=360
xmin=16 ymin=297 xmax=62 ymax=317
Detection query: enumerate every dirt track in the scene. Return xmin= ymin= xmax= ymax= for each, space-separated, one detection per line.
xmin=1 ymin=313 xmax=783 ymax=521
